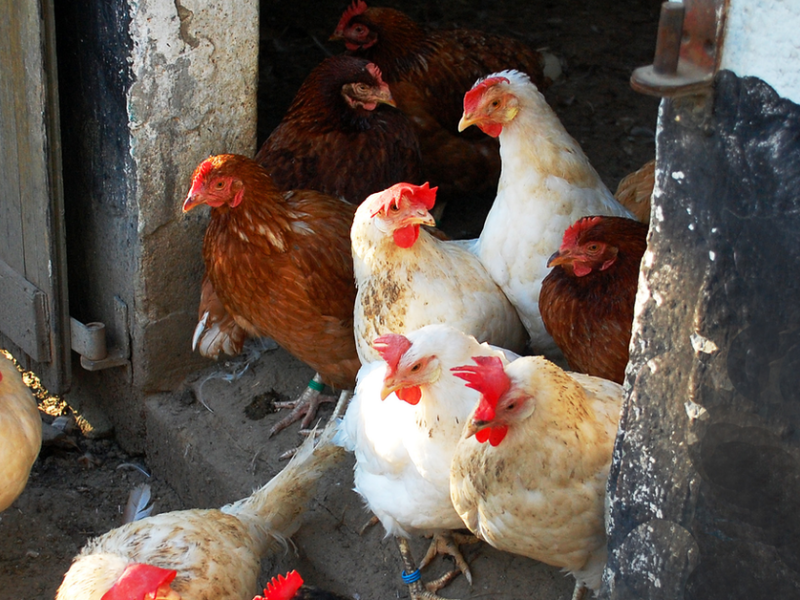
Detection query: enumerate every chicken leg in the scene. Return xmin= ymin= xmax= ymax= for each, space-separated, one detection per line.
xmin=419 ymin=531 xmax=477 ymax=585
xmin=395 ymin=536 xmax=461 ymax=600
xmin=571 ymin=582 xmax=589 ymax=600
xmin=269 ymin=373 xmax=337 ymax=437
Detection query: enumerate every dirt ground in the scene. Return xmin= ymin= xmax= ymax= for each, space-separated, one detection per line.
xmin=0 ymin=1 xmax=660 ymax=599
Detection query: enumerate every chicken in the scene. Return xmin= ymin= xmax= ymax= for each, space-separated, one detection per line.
xmin=254 ymin=570 xmax=351 ymax=600
xmin=540 ymin=216 xmax=648 ymax=384
xmin=0 ymin=353 xmax=42 ymax=512
xmin=330 ymin=1 xmax=556 ymax=201
xmin=351 ymin=181 xmax=528 ymax=365
xmin=457 ymin=70 xmax=633 ymax=360
xmin=450 ymin=355 xmax=623 ymax=599
xmin=614 ymin=159 xmax=655 ymax=225
xmin=336 ymin=324 xmax=519 ymax=600
xmin=183 ymin=154 xmax=361 ymax=435
xmin=255 ymin=54 xmax=422 ymax=204
xmin=56 ymin=421 xmax=345 ymax=600
xmin=194 ymin=55 xmax=421 ymax=363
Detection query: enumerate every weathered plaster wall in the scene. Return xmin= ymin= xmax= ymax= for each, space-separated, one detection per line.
xmin=57 ymin=0 xmax=258 ymax=451
xmin=128 ymin=0 xmax=258 ymax=393
xmin=720 ymin=0 xmax=800 ymax=104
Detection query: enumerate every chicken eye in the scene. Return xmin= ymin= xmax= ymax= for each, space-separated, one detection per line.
xmin=411 ymin=363 xmax=421 ymax=372
xmin=214 ymin=180 xmax=226 ymax=190
xmin=505 ymin=402 xmax=516 ymax=411
xmin=586 ymin=243 xmax=600 ymax=252
xmin=491 ymin=100 xmax=500 ymax=108
xmin=389 ymin=203 xmax=400 ymax=212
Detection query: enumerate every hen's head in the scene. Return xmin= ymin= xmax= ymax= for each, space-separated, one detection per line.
xmin=254 ymin=571 xmax=304 ymax=600
xmin=293 ymin=55 xmax=396 ymax=121
xmin=340 ymin=62 xmax=395 ymax=111
xmin=458 ymin=71 xmax=531 ymax=138
xmin=547 ymin=216 xmax=625 ymax=277
xmin=182 ymin=154 xmax=274 ymax=213
xmin=451 ymin=356 xmax=513 ymax=445
xmin=373 ymin=331 xmax=441 ymax=405
xmin=331 ymin=0 xmax=377 ymax=52
xmin=359 ymin=182 xmax=437 ymax=248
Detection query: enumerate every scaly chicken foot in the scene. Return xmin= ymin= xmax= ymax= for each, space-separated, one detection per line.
xmin=419 ymin=531 xmax=477 ymax=585
xmin=395 ymin=536 xmax=460 ymax=600
xmin=571 ymin=582 xmax=589 ymax=600
xmin=269 ymin=373 xmax=335 ymax=437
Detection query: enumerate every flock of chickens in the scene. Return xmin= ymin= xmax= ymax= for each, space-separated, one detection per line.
xmin=0 ymin=2 xmax=660 ymax=600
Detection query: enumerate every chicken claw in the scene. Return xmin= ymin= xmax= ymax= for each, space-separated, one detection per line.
xmin=395 ymin=536 xmax=461 ymax=600
xmin=269 ymin=374 xmax=335 ymax=437
xmin=419 ymin=531 xmax=477 ymax=585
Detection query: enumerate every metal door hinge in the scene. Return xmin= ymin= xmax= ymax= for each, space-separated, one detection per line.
xmin=631 ymin=0 xmax=729 ymax=98
xmin=70 ymin=296 xmax=130 ymax=371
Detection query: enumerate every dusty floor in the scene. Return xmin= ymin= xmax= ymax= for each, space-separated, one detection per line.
xmin=0 ymin=1 xmax=660 ymax=598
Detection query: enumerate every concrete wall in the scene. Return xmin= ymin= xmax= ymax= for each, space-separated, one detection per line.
xmin=57 ymin=0 xmax=258 ymax=451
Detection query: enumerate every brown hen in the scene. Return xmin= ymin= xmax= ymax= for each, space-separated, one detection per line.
xmin=539 ymin=216 xmax=648 ymax=384
xmin=183 ymin=154 xmax=361 ymax=432
xmin=255 ymin=54 xmax=422 ymax=204
xmin=330 ymin=1 xmax=556 ymax=201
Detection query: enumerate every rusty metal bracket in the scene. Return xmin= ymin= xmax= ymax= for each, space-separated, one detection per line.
xmin=631 ymin=0 xmax=728 ymax=98
xmin=70 ymin=296 xmax=130 ymax=371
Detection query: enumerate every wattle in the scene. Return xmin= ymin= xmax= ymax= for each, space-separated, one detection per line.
xmin=478 ymin=122 xmax=503 ymax=138
xmin=476 ymin=425 xmax=508 ymax=446
xmin=393 ymin=225 xmax=420 ymax=248
xmin=396 ymin=386 xmax=422 ymax=405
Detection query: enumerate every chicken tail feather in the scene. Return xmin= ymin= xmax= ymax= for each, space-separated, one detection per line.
xmin=222 ymin=416 xmax=345 ymax=554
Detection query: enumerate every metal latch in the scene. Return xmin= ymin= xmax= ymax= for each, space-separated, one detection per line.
xmin=70 ymin=296 xmax=130 ymax=371
xmin=631 ymin=0 xmax=728 ymax=98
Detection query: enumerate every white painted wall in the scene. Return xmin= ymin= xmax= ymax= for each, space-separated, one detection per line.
xmin=721 ymin=0 xmax=800 ymax=103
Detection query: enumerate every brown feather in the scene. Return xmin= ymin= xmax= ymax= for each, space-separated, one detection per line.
xmin=614 ymin=159 xmax=655 ymax=225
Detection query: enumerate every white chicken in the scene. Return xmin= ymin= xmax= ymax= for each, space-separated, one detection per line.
xmin=336 ymin=324 xmax=519 ymax=600
xmin=56 ymin=422 xmax=344 ymax=600
xmin=458 ymin=70 xmax=632 ymax=359
xmin=0 ymin=353 xmax=42 ymax=512
xmin=350 ymin=181 xmax=527 ymax=364
xmin=450 ymin=354 xmax=623 ymax=599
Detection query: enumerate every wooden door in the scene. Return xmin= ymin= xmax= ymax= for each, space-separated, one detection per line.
xmin=0 ymin=0 xmax=70 ymax=393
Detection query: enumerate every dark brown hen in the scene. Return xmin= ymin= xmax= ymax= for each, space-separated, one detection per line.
xmin=539 ymin=216 xmax=648 ymax=384
xmin=255 ymin=54 xmax=422 ymax=205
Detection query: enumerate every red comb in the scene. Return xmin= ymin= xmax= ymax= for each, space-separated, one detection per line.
xmin=463 ymin=76 xmax=510 ymax=115
xmin=335 ymin=0 xmax=368 ymax=34
xmin=373 ymin=333 xmax=412 ymax=377
xmin=367 ymin=182 xmax=437 ymax=217
xmin=451 ymin=356 xmax=510 ymax=407
xmin=101 ymin=563 xmax=177 ymax=600
xmin=256 ymin=570 xmax=304 ymax=600
xmin=365 ymin=62 xmax=384 ymax=83
xmin=187 ymin=157 xmax=215 ymax=195
xmin=561 ymin=216 xmax=602 ymax=249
